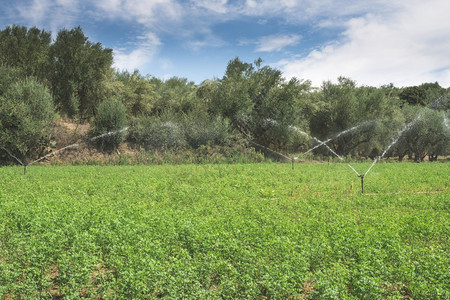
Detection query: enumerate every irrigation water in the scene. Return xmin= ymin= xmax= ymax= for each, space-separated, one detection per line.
xmin=302 ymin=120 xmax=375 ymax=155
xmin=1 ymin=112 xmax=443 ymax=193
xmin=364 ymin=115 xmax=421 ymax=178
xmin=0 ymin=146 xmax=24 ymax=166
xmin=271 ymin=107 xmax=445 ymax=193
xmin=1 ymin=127 xmax=129 ymax=174
xmin=289 ymin=125 xmax=363 ymax=177
xmin=286 ymin=116 xmax=426 ymax=193
xmin=251 ymin=121 xmax=374 ymax=192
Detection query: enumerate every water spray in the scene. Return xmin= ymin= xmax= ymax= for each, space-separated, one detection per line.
xmin=444 ymin=115 xmax=450 ymax=131
xmin=271 ymin=117 xmax=426 ymax=193
xmin=311 ymin=136 xmax=362 ymax=183
xmin=28 ymin=144 xmax=80 ymax=166
xmin=301 ymin=116 xmax=426 ymax=193
xmin=1 ymin=127 xmax=129 ymax=174
xmin=248 ymin=140 xmax=291 ymax=162
xmin=303 ymin=120 xmax=375 ymax=155
xmin=89 ymin=127 xmax=129 ymax=141
xmin=1 ymin=146 xmax=26 ymax=174
xmin=292 ymin=127 xmax=362 ymax=174
xmin=0 ymin=146 xmax=24 ymax=166
xmin=289 ymin=124 xmax=370 ymax=191
xmin=364 ymin=115 xmax=421 ymax=178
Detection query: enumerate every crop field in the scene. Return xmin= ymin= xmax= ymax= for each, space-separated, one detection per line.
xmin=0 ymin=162 xmax=448 ymax=299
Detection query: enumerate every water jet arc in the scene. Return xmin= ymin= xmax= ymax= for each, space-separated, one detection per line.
xmin=1 ymin=127 xmax=129 ymax=173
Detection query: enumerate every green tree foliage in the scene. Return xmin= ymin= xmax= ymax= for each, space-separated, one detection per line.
xmin=112 ymin=72 xmax=200 ymax=118
xmin=399 ymin=82 xmax=447 ymax=107
xmin=1 ymin=23 xmax=448 ymax=161
xmin=113 ymin=70 xmax=157 ymax=116
xmin=0 ymin=78 xmax=55 ymax=161
xmin=308 ymin=77 xmax=405 ymax=157
xmin=128 ymin=115 xmax=187 ymax=150
xmin=399 ymin=85 xmax=427 ymax=106
xmin=92 ymin=98 xmax=128 ymax=150
xmin=0 ymin=25 xmax=51 ymax=81
xmin=355 ymin=85 xmax=404 ymax=158
xmin=49 ymin=26 xmax=113 ymax=118
xmin=183 ymin=114 xmax=231 ymax=149
xmin=200 ymin=57 xmax=311 ymax=152
xmin=206 ymin=57 xmax=254 ymax=123
xmin=310 ymin=77 xmax=359 ymax=140
xmin=392 ymin=107 xmax=449 ymax=161
xmin=0 ymin=65 xmax=26 ymax=95
xmin=152 ymin=76 xmax=199 ymax=116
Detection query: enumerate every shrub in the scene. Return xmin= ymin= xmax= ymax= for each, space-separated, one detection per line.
xmin=0 ymin=65 xmax=26 ymax=96
xmin=92 ymin=98 xmax=128 ymax=150
xmin=184 ymin=116 xmax=231 ymax=149
xmin=128 ymin=115 xmax=187 ymax=150
xmin=0 ymin=78 xmax=55 ymax=162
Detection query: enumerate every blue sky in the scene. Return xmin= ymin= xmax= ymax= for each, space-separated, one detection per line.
xmin=1 ymin=0 xmax=449 ymax=87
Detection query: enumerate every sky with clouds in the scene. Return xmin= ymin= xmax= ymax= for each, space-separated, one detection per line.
xmin=1 ymin=0 xmax=449 ymax=87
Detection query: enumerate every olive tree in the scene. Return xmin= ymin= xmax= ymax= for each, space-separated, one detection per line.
xmin=92 ymin=98 xmax=128 ymax=151
xmin=0 ymin=78 xmax=55 ymax=162
xmin=200 ymin=57 xmax=310 ymax=152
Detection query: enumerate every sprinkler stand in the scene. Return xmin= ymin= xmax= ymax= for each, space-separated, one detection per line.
xmin=359 ymin=174 xmax=364 ymax=194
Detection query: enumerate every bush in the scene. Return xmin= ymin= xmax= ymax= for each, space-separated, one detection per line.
xmin=184 ymin=116 xmax=231 ymax=149
xmin=0 ymin=78 xmax=55 ymax=162
xmin=128 ymin=116 xmax=187 ymax=150
xmin=92 ymin=98 xmax=128 ymax=150
xmin=0 ymin=65 xmax=26 ymax=96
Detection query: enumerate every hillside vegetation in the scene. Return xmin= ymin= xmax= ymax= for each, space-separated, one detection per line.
xmin=0 ymin=25 xmax=449 ymax=165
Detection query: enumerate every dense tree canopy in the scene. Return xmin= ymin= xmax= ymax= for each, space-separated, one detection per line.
xmin=0 ymin=25 xmax=51 ymax=80
xmin=199 ymin=58 xmax=311 ymax=151
xmin=0 ymin=24 xmax=449 ymax=163
xmin=49 ymin=26 xmax=113 ymax=118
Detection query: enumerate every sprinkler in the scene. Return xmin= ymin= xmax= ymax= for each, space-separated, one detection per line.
xmin=1 ymin=127 xmax=129 ymax=174
xmin=359 ymin=174 xmax=364 ymax=194
xmin=291 ymin=157 xmax=298 ymax=170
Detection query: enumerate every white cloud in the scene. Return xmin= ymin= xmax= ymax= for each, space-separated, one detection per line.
xmin=14 ymin=0 xmax=80 ymax=33
xmin=240 ymin=0 xmax=401 ymax=21
xmin=158 ymin=58 xmax=173 ymax=71
xmin=16 ymin=0 xmax=49 ymax=25
xmin=278 ymin=0 xmax=450 ymax=87
xmin=113 ymin=32 xmax=162 ymax=71
xmin=255 ymin=34 xmax=301 ymax=52
xmin=4 ymin=0 xmax=449 ymax=86
xmin=185 ymin=35 xmax=226 ymax=51
xmin=94 ymin=0 xmax=181 ymax=27
xmin=113 ymin=48 xmax=151 ymax=72
xmin=193 ymin=0 xmax=229 ymax=14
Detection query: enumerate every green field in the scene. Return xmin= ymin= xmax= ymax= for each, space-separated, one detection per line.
xmin=0 ymin=163 xmax=448 ymax=299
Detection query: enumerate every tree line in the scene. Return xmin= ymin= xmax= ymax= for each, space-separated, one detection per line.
xmin=1 ymin=25 xmax=449 ymax=164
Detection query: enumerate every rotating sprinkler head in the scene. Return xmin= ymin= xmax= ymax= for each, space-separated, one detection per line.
xmin=291 ymin=157 xmax=298 ymax=169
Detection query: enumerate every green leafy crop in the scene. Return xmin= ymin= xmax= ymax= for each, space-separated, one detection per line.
xmin=0 ymin=163 xmax=448 ymax=298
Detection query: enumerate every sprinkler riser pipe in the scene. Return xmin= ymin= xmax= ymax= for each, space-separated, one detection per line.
xmin=359 ymin=175 xmax=364 ymax=194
